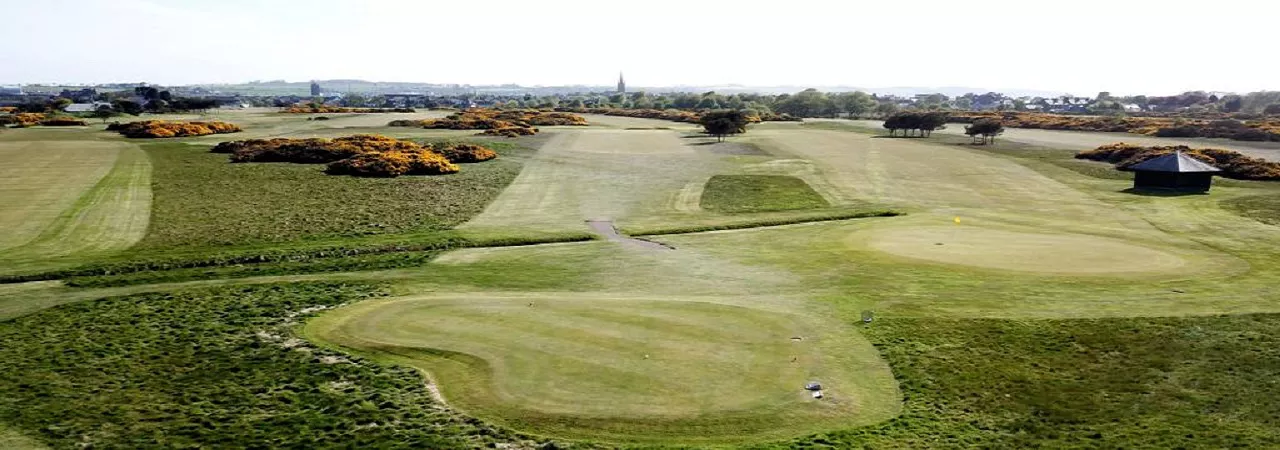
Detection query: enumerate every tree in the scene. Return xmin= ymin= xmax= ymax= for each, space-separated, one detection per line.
xmin=145 ymin=99 xmax=169 ymax=112
xmin=1264 ymin=104 xmax=1280 ymax=115
xmin=135 ymin=86 xmax=161 ymax=101
xmin=964 ymin=119 xmax=1004 ymax=144
xmin=52 ymin=98 xmax=73 ymax=111
xmin=700 ymin=110 xmax=749 ymax=142
xmin=774 ymin=89 xmax=833 ymax=118
xmin=875 ymin=102 xmax=899 ymax=118
xmin=91 ymin=105 xmax=120 ymax=123
xmin=834 ymin=91 xmax=877 ymax=118
xmin=883 ymin=111 xmax=949 ymax=137
xmin=1223 ymin=96 xmax=1243 ymax=113
xmin=112 ymin=100 xmax=144 ymax=116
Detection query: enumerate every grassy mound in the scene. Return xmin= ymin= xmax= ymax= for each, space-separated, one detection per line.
xmin=867 ymin=226 xmax=1186 ymax=274
xmin=307 ymin=293 xmax=899 ymax=444
xmin=701 ymin=175 xmax=829 ymax=213
xmin=0 ymin=283 xmax=544 ymax=449
xmin=771 ymin=315 xmax=1280 ymax=448
xmin=1075 ymin=142 xmax=1280 ymax=180
xmin=1222 ymin=194 xmax=1280 ymax=226
xmin=107 ymin=120 xmax=242 ymax=138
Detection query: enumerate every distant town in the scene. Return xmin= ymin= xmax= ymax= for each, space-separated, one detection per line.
xmin=2 ymin=79 xmax=1274 ymax=117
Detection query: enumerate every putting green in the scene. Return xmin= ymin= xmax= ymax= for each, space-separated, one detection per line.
xmin=306 ymin=292 xmax=900 ymax=444
xmin=865 ymin=226 xmax=1186 ymax=274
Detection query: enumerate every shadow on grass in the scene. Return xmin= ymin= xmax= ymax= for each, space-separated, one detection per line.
xmin=869 ymin=135 xmax=935 ymax=139
xmin=1120 ymin=188 xmax=1211 ymax=197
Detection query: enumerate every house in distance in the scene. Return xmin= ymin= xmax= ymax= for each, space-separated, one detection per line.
xmin=1129 ymin=151 xmax=1221 ymax=192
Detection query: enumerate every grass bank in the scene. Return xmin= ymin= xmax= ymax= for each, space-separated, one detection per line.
xmin=700 ymin=174 xmax=829 ymax=213
xmin=0 ymin=283 xmax=552 ymax=449
xmin=762 ymin=315 xmax=1280 ymax=448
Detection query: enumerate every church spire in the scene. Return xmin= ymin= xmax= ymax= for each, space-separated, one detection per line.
xmin=616 ymin=72 xmax=626 ymax=94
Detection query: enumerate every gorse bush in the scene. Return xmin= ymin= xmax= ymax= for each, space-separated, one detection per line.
xmin=214 ymin=135 xmax=489 ymax=177
xmin=38 ymin=117 xmax=87 ymax=126
xmin=953 ymin=112 xmax=1280 ymax=142
xmin=220 ymin=135 xmax=422 ymax=163
xmin=437 ymin=143 xmax=498 ymax=163
xmin=326 ymin=151 xmax=459 ymax=177
xmin=5 ymin=113 xmax=46 ymax=127
xmin=390 ymin=109 xmax=588 ymax=137
xmin=108 ymin=120 xmax=242 ymax=138
xmin=479 ymin=127 xmax=537 ymax=137
xmin=1076 ymin=142 xmax=1280 ymax=181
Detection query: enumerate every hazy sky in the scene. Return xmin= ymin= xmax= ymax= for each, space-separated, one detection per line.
xmin=1 ymin=0 xmax=1274 ymax=95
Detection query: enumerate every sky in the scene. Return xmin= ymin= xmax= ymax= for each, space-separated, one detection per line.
xmin=1 ymin=0 xmax=1275 ymax=96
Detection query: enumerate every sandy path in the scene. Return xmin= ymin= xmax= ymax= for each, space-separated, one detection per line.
xmin=586 ymin=220 xmax=672 ymax=250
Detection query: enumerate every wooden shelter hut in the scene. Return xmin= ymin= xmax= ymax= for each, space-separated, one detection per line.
xmin=1129 ymin=151 xmax=1221 ymax=192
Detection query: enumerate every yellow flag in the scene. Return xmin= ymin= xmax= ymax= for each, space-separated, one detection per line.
xmin=953 ymin=216 xmax=961 ymax=225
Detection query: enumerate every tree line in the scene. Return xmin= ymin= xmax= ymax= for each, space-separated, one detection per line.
xmin=882 ymin=112 xmax=950 ymax=137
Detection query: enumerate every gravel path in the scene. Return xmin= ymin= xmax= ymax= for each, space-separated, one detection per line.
xmin=586 ymin=220 xmax=672 ymax=250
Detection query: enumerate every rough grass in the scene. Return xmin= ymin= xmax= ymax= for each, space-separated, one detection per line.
xmin=139 ymin=139 xmax=528 ymax=248
xmin=1222 ymin=193 xmax=1280 ymax=226
xmin=306 ymin=293 xmax=900 ymax=444
xmin=700 ymin=174 xmax=829 ymax=213
xmin=762 ymin=315 xmax=1280 ymax=448
xmin=0 ymin=283 xmax=550 ymax=449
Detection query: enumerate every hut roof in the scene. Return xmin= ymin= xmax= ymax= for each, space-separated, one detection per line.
xmin=1130 ymin=151 xmax=1220 ymax=173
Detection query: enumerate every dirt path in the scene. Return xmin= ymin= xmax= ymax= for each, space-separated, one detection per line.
xmin=586 ymin=220 xmax=672 ymax=250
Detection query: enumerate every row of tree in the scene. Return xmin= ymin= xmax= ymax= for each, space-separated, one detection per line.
xmin=882 ymin=112 xmax=950 ymax=137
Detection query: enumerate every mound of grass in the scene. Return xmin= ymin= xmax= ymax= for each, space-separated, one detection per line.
xmin=701 ymin=175 xmax=829 ymax=213
xmin=63 ymin=251 xmax=444 ymax=288
xmin=1222 ymin=193 xmax=1280 ymax=226
xmin=1 ymin=231 xmax=594 ymax=286
xmin=139 ymin=140 xmax=528 ymax=248
xmin=307 ymin=294 xmax=899 ymax=444
xmin=0 ymin=283 xmax=546 ymax=448
xmin=769 ymin=315 xmax=1280 ymax=448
